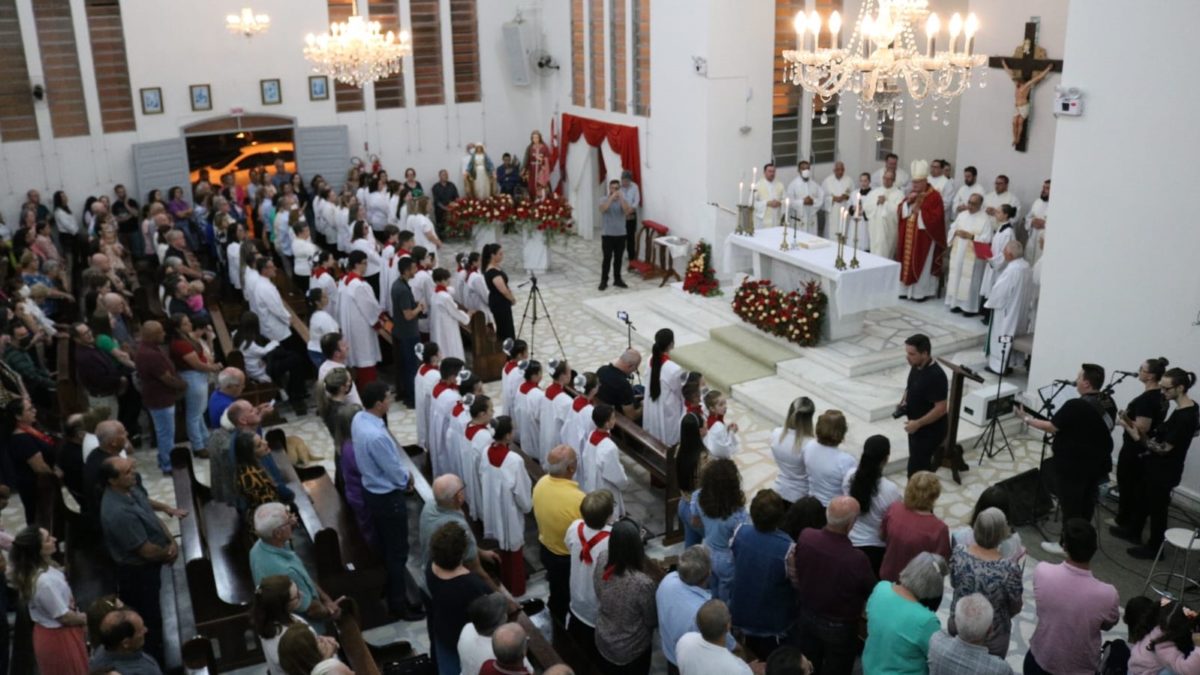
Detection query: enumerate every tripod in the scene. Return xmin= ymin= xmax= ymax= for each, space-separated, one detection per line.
xmin=975 ymin=335 xmax=1015 ymax=464
xmin=618 ymin=312 xmax=636 ymax=350
xmin=516 ymin=273 xmax=565 ymax=360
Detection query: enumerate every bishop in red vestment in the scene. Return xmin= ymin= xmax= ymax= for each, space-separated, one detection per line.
xmin=896 ymin=160 xmax=947 ymax=301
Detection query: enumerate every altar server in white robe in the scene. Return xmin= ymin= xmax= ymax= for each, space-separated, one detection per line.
xmin=410 ymin=246 xmax=435 ymax=335
xmin=951 ymin=166 xmax=986 ymax=216
xmin=334 ymin=196 xmax=353 ymax=253
xmin=562 ymin=373 xmax=598 ymax=487
xmin=501 ymin=339 xmax=529 ymax=416
xmin=848 ymin=172 xmax=875 ymax=251
xmin=515 ymin=360 xmax=546 ymax=461
xmin=414 ymin=342 xmax=441 ymax=450
xmin=377 ymin=226 xmax=401 ymax=314
xmin=984 ymin=174 xmax=1021 ymax=223
xmin=753 ymin=162 xmax=786 ymax=230
xmin=443 ymin=376 xmax=480 ymax=481
xmin=310 ymin=251 xmax=338 ymax=319
xmin=703 ymin=390 xmax=740 ymax=459
xmin=944 ymin=194 xmax=993 ymax=315
xmin=643 ymin=329 xmax=685 ymax=447
xmin=429 ymin=268 xmax=471 ymax=361
xmin=350 ymin=222 xmax=383 ymax=289
xmin=864 ymin=170 xmax=904 ymax=258
xmin=452 ymin=253 xmax=469 ymax=305
xmin=983 ymin=240 xmax=1032 ymax=374
xmin=462 ymin=396 xmax=494 ymax=520
xmin=1024 ymin=179 xmax=1050 ymax=265
xmin=429 ymin=358 xmax=465 ymax=477
xmin=928 ymin=160 xmax=957 ymax=225
xmin=539 ymin=360 xmax=575 ymax=464
xmin=584 ymin=404 xmax=629 ymax=516
xmin=787 ymin=161 xmax=825 ymax=235
xmin=407 ymin=196 xmax=442 ymax=254
xmin=872 ymin=153 xmax=911 ymax=192
xmin=336 ymin=251 xmax=382 ymax=379
xmin=980 ymin=205 xmax=1017 ymax=298
xmin=1027 ymin=235 xmax=1045 ymax=332
xmin=821 ymin=161 xmax=854 ymax=240
xmin=480 ymin=415 xmax=533 ymax=596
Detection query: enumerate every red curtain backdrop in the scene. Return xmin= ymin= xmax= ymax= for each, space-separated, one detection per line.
xmin=560 ymin=113 xmax=643 ymax=195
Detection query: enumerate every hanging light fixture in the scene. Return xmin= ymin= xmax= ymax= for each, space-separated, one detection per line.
xmin=226 ymin=8 xmax=271 ymax=38
xmin=303 ymin=4 xmax=412 ymax=89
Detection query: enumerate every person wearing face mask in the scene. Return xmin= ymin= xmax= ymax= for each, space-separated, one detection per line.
xmin=787 ymin=160 xmax=824 ymax=236
xmin=429 ymin=268 xmax=472 ymax=362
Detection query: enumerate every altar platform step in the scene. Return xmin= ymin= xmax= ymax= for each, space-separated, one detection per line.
xmin=580 ymin=288 xmax=710 ymax=348
xmin=671 ymin=340 xmax=775 ymax=392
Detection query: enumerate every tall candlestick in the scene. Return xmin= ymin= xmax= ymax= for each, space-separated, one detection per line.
xmin=739 ymin=181 xmax=744 ymax=205
xmin=784 ymin=197 xmax=791 ymax=228
xmin=752 ymin=166 xmax=758 ymax=187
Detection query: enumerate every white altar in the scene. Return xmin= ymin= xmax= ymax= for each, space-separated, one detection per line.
xmin=724 ymin=227 xmax=901 ymax=339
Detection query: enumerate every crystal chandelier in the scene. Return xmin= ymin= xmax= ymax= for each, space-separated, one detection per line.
xmin=782 ymin=0 xmax=987 ymax=137
xmin=226 ymin=8 xmax=270 ymax=37
xmin=304 ymin=4 xmax=412 ymax=89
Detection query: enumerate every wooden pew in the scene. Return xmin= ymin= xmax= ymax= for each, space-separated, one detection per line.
xmin=209 ymin=305 xmax=285 ymax=426
xmin=54 ymin=334 xmax=86 ymax=426
xmin=469 ymin=310 xmax=504 ymax=382
xmin=171 ymin=447 xmax=264 ymax=669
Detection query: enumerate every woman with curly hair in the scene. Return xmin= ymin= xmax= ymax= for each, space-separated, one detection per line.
xmin=10 ymin=527 xmax=89 ymax=674
xmin=692 ymin=458 xmax=748 ymax=603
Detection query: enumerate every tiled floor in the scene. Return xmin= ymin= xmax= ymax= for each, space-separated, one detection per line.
xmin=15 ymin=231 xmax=1158 ymax=674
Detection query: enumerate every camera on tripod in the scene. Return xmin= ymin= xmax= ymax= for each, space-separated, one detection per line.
xmin=617 ymin=310 xmax=631 ymax=323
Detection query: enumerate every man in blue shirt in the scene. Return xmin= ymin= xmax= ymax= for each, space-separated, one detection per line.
xmin=353 ymin=381 xmax=425 ymax=620
xmin=497 ymin=153 xmax=522 ymax=195
xmin=598 ymin=179 xmax=630 ymax=291
xmin=656 ymin=545 xmax=735 ymax=670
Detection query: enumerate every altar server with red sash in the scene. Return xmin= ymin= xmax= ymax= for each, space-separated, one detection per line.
xmin=539 ymin=360 xmax=576 ymax=464
xmin=462 ymin=396 xmax=494 ymax=520
xmin=429 ymin=358 xmax=465 ymax=477
xmin=480 ymin=416 xmax=533 ymax=595
xmin=443 ymin=375 xmax=481 ymax=480
xmin=564 ymin=489 xmax=616 ymax=655
xmin=414 ymin=342 xmax=441 ymax=450
xmin=337 ymin=250 xmax=383 ymax=386
xmin=501 ymin=339 xmax=529 ymax=415
xmin=515 ymin=360 xmax=546 ymax=461
xmin=583 ymin=404 xmax=629 ymax=516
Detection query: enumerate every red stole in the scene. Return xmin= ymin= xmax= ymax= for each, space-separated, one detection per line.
xmin=660 ymin=354 xmax=670 ymax=364
xmin=504 ymin=360 xmax=518 ymax=374
xmin=706 ymin=414 xmax=723 ymax=430
xmin=452 ymin=401 xmax=465 ymax=417
xmin=312 ymin=267 xmax=328 ymax=279
xmin=18 ymin=425 xmax=54 ymax=447
xmin=577 ymin=522 xmax=610 ymax=564
xmin=686 ymin=404 xmax=704 ymax=418
xmin=435 ymin=284 xmax=448 ymax=293
xmin=589 ymin=429 xmax=609 ymax=446
xmin=897 ymin=187 xmax=947 ymax=284
xmin=545 ymin=383 xmax=564 ymax=400
xmin=466 ymin=423 xmax=488 ymax=440
xmin=419 ymin=364 xmax=437 ymax=376
xmin=432 ymin=382 xmax=453 ymax=398
xmin=343 ymin=272 xmax=363 ymax=286
xmin=488 ymin=442 xmax=510 ymax=467
xmin=572 ymin=396 xmax=590 ymax=413
xmin=519 ymin=381 xmax=538 ymax=395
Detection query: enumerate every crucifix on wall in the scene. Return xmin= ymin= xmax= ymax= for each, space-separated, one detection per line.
xmin=988 ymin=20 xmax=1064 ymax=152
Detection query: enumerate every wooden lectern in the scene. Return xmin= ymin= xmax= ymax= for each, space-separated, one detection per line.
xmin=935 ymin=358 xmax=985 ymax=484
xmin=469 ymin=312 xmax=505 ymax=382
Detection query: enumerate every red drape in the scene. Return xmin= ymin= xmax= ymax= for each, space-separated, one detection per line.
xmin=560 ymin=113 xmax=643 ymax=195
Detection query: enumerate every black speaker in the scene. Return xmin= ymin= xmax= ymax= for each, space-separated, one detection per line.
xmin=996 ymin=466 xmax=1054 ymax=526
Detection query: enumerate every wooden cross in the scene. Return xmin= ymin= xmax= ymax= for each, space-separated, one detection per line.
xmin=988 ymin=20 xmax=1064 ymax=152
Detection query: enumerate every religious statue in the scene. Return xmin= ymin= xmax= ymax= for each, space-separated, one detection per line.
xmin=464 ymin=143 xmax=497 ymax=199
xmin=1003 ymin=61 xmax=1054 ymax=149
xmin=522 ymin=130 xmax=552 ymax=196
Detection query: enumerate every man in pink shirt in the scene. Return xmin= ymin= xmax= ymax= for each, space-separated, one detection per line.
xmin=1026 ymin=519 xmax=1120 ymax=675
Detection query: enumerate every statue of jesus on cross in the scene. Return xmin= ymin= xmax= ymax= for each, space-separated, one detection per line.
xmin=1003 ymin=61 xmax=1054 ymax=149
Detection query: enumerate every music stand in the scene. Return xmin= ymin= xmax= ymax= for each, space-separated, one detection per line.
xmin=935 ymin=357 xmax=984 ymax=485
xmin=975 ymin=336 xmax=1016 ymax=464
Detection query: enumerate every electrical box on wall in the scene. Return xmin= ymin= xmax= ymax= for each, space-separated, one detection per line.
xmin=1054 ymin=86 xmax=1083 ymax=117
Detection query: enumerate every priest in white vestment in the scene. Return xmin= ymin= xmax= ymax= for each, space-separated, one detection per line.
xmin=821 ymin=161 xmax=853 ymax=240
xmin=983 ymin=240 xmax=1032 ymax=374
xmin=336 ymin=251 xmax=382 ymax=378
xmin=928 ymin=160 xmax=957 ymax=226
xmin=1024 ymin=179 xmax=1050 ymax=264
xmin=864 ymin=170 xmax=903 ymax=258
xmin=787 ymin=161 xmax=824 ymax=235
xmin=980 ymin=210 xmax=1016 ymax=299
xmin=951 ymin=167 xmax=986 ymax=216
xmin=984 ymin=175 xmax=1021 ymax=223
xmin=944 ymin=194 xmax=993 ymax=315
xmin=753 ymin=163 xmax=786 ymax=230
xmin=872 ymin=153 xmax=911 ymax=192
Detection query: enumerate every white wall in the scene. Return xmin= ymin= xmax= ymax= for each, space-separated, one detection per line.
xmin=955 ymin=0 xmax=1069 ymax=206
xmin=1028 ymin=0 xmax=1200 ymax=499
xmin=0 ymin=0 xmax=539 ymax=215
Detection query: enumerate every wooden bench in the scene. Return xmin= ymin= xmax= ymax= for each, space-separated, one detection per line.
xmin=54 ymin=334 xmax=86 ymax=426
xmin=470 ymin=310 xmax=504 ymax=382
xmin=171 ymin=446 xmax=264 ymax=670
xmin=629 ymin=219 xmax=670 ymax=281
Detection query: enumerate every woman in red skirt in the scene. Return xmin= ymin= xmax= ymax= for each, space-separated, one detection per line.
xmin=10 ymin=527 xmax=89 ymax=674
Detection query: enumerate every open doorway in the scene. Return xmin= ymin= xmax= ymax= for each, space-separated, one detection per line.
xmin=186 ymin=127 xmax=295 ymax=188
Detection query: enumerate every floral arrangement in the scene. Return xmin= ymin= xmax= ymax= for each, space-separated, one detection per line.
xmin=731 ymin=278 xmax=829 ymax=347
xmin=445 ymin=194 xmax=515 ymax=239
xmin=513 ymin=195 xmax=574 ymax=243
xmin=683 ymin=240 xmax=721 ymax=297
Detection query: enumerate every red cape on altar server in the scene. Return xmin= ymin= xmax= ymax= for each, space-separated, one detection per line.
xmin=896 ymin=187 xmax=947 ymax=285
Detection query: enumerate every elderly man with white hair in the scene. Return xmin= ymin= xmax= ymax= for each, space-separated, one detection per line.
xmin=658 ymin=545 xmax=737 ymax=670
xmin=249 ymin=502 xmax=342 ymax=621
xmin=459 ymin=594 xmax=533 ymax=675
xmin=480 ymin=622 xmax=531 ymax=674
xmin=929 ymin=594 xmax=1014 ymax=674
xmin=982 ymin=239 xmax=1032 ymax=375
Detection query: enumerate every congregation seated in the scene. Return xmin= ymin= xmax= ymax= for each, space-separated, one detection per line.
xmin=277 ymin=622 xmax=341 ymax=675
xmin=252 ymin=574 xmax=330 ymax=675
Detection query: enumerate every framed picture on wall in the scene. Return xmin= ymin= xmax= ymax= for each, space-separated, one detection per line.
xmin=189 ymin=84 xmax=212 ymax=112
xmin=140 ymin=87 xmax=163 ymax=115
xmin=309 ymin=76 xmax=329 ymax=101
xmin=260 ymin=79 xmax=282 ymax=106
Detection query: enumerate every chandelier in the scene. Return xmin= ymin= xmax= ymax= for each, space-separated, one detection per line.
xmin=304 ymin=4 xmax=412 ymax=89
xmin=226 ymin=8 xmax=270 ymax=37
xmin=782 ymin=0 xmax=987 ymax=137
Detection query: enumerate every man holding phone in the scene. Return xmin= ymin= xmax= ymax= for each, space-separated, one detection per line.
xmin=598 ymin=179 xmax=630 ymax=291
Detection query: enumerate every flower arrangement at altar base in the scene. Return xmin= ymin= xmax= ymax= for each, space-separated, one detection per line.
xmin=731 ymin=277 xmax=829 ymax=347
xmin=683 ymin=239 xmax=721 ymax=297
xmin=513 ymin=194 xmax=574 ymax=243
xmin=445 ymin=194 xmax=516 ymax=239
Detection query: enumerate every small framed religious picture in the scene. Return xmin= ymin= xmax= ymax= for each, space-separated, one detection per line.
xmin=260 ymin=78 xmax=282 ymax=106
xmin=308 ymin=75 xmax=329 ymax=101
xmin=189 ymin=84 xmax=212 ymax=112
xmin=140 ymin=87 xmax=163 ymax=115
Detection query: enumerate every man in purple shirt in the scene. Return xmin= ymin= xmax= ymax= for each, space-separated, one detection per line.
xmin=790 ymin=496 xmax=877 ymax=675
xmin=1026 ymin=519 xmax=1120 ymax=675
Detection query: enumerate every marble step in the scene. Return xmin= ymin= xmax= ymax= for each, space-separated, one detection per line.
xmin=709 ymin=325 xmax=801 ymax=373
xmin=580 ymin=289 xmax=708 ymax=348
xmin=776 ymin=358 xmax=907 ymax=422
xmin=672 ymin=340 xmax=774 ymax=392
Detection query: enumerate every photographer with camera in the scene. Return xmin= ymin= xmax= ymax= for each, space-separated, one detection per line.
xmin=598 ymin=179 xmax=630 ymax=290
xmin=897 ymin=334 xmax=949 ymax=477
xmin=597 ymin=349 xmax=642 ymax=422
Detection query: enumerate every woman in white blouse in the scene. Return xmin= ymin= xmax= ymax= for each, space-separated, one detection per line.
xmin=306 ymin=287 xmax=341 ymax=367
xmin=770 ymin=396 xmax=815 ymax=506
xmin=842 ymin=435 xmax=903 ymax=576
xmin=252 ymin=575 xmax=332 ymax=675
xmin=801 ymin=409 xmax=858 ymax=507
xmin=10 ymin=527 xmax=89 ymax=674
xmin=349 ymin=221 xmax=383 ymax=297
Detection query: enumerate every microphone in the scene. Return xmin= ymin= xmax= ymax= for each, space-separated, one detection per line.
xmin=1114 ymin=370 xmax=1139 ymax=377
xmin=1052 ymin=378 xmax=1075 ymax=385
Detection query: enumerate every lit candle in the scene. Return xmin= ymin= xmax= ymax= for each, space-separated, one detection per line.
xmin=948 ymin=13 xmax=963 ymax=55
xmin=829 ymin=11 xmax=842 ymax=50
xmin=964 ymin=14 xmax=979 ymax=56
xmin=793 ymin=12 xmax=807 ymax=50
xmin=861 ymin=15 xmax=875 ymax=57
xmin=739 ymin=181 xmax=744 ymax=205
xmin=784 ymin=197 xmax=791 ymax=226
xmin=808 ymin=11 xmax=821 ymax=50
xmin=752 ymin=166 xmax=757 ymax=189
xmin=925 ymin=13 xmax=940 ymax=57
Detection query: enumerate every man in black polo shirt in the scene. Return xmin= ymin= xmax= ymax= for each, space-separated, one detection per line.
xmin=390 ymin=256 xmax=425 ymax=408
xmin=899 ymin=334 xmax=948 ymax=477
xmin=1020 ymin=363 xmax=1115 ymax=555
xmin=596 ymin=349 xmax=643 ymax=421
